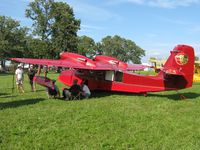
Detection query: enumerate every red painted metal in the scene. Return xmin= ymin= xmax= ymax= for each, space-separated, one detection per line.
xmin=58 ymin=45 xmax=194 ymax=93
xmin=11 ymin=45 xmax=194 ymax=94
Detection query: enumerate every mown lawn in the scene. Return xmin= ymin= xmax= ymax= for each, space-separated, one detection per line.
xmin=1 ymin=72 xmax=200 ymax=150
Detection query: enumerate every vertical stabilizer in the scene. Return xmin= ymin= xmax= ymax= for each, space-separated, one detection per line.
xmin=161 ymin=45 xmax=194 ymax=89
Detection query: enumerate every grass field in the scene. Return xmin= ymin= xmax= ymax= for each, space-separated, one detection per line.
xmin=1 ymin=72 xmax=200 ymax=150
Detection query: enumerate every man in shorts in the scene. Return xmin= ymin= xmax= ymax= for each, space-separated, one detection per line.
xmin=15 ymin=64 xmax=25 ymax=93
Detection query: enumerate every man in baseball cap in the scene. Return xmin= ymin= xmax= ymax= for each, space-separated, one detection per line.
xmin=15 ymin=64 xmax=25 ymax=93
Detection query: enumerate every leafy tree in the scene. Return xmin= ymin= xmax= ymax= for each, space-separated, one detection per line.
xmin=26 ymin=0 xmax=80 ymax=58
xmin=26 ymin=0 xmax=53 ymax=41
xmin=51 ymin=2 xmax=80 ymax=54
xmin=25 ymin=37 xmax=49 ymax=58
xmin=95 ymin=42 xmax=104 ymax=55
xmin=26 ymin=0 xmax=55 ymax=59
xmin=77 ymin=36 xmax=95 ymax=56
xmin=98 ymin=35 xmax=145 ymax=63
xmin=195 ymin=56 xmax=199 ymax=61
xmin=0 ymin=16 xmax=28 ymax=70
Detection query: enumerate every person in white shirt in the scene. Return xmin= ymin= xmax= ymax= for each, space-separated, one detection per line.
xmin=15 ymin=64 xmax=24 ymax=93
xmin=81 ymin=80 xmax=91 ymax=99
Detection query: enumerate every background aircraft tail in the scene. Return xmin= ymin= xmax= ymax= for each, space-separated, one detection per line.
xmin=160 ymin=45 xmax=194 ymax=89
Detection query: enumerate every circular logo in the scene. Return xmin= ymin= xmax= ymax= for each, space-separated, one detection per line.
xmin=175 ymin=53 xmax=188 ymax=65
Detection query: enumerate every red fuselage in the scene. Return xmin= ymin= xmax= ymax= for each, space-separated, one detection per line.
xmin=59 ymin=69 xmax=190 ymax=93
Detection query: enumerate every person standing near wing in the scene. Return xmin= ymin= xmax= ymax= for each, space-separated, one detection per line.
xmin=27 ymin=65 xmax=36 ymax=92
xmin=15 ymin=64 xmax=25 ymax=93
xmin=43 ymin=65 xmax=48 ymax=77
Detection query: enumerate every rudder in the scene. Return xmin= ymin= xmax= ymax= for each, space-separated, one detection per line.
xmin=161 ymin=45 xmax=194 ymax=89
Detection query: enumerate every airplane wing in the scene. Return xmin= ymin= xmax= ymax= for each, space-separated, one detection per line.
xmin=11 ymin=52 xmax=147 ymax=71
xmin=127 ymin=64 xmax=147 ymax=71
xmin=10 ymin=58 xmax=115 ymax=70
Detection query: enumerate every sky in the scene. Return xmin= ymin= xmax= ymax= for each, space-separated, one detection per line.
xmin=0 ymin=0 xmax=200 ymax=62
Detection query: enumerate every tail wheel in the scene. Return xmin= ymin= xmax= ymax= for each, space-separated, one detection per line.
xmin=180 ymin=94 xmax=186 ymax=100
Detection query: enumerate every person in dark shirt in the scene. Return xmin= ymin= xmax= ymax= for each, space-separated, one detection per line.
xmin=27 ymin=65 xmax=36 ymax=92
xmin=43 ymin=65 xmax=48 ymax=77
xmin=62 ymin=79 xmax=82 ymax=100
xmin=69 ymin=79 xmax=82 ymax=96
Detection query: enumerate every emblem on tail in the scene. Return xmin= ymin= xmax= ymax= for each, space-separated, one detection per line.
xmin=175 ymin=53 xmax=189 ymax=65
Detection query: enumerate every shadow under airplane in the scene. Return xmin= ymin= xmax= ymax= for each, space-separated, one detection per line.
xmin=0 ymin=98 xmax=45 ymax=110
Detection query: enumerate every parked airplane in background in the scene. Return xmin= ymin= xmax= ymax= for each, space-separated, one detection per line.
xmin=11 ymin=45 xmax=194 ymax=97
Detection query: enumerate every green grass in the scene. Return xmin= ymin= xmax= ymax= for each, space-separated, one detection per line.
xmin=1 ymin=73 xmax=200 ymax=149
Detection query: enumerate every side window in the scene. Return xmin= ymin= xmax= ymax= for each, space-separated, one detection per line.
xmin=105 ymin=71 xmax=115 ymax=81
xmin=96 ymin=71 xmax=105 ymax=80
xmin=115 ymin=71 xmax=123 ymax=82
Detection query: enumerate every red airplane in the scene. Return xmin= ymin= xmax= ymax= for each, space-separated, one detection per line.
xmin=11 ymin=44 xmax=194 ymax=95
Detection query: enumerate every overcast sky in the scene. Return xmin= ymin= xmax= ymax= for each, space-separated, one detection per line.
xmin=0 ymin=0 xmax=200 ymax=62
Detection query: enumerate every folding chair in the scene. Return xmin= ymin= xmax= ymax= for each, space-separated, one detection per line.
xmin=70 ymin=92 xmax=81 ymax=100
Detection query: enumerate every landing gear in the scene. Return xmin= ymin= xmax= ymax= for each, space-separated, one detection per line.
xmin=176 ymin=91 xmax=187 ymax=100
xmin=180 ymin=94 xmax=186 ymax=100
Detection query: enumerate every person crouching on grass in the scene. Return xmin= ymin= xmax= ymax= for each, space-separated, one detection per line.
xmin=15 ymin=64 xmax=25 ymax=93
xmin=81 ymin=80 xmax=91 ymax=99
xmin=46 ymin=80 xmax=60 ymax=99
xmin=62 ymin=79 xmax=82 ymax=100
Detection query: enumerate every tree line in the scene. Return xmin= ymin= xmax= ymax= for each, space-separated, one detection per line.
xmin=0 ymin=0 xmax=145 ymax=70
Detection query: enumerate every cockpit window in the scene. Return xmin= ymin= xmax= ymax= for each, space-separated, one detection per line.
xmin=115 ymin=71 xmax=123 ymax=82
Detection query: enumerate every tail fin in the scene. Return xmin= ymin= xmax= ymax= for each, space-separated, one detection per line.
xmin=160 ymin=45 xmax=194 ymax=89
